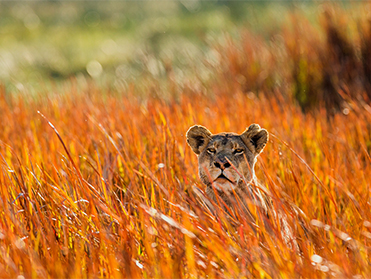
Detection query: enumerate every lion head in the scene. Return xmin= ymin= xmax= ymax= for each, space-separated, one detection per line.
xmin=186 ymin=124 xmax=268 ymax=192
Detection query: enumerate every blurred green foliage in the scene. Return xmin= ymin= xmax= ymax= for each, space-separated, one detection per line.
xmin=0 ymin=1 xmax=318 ymax=93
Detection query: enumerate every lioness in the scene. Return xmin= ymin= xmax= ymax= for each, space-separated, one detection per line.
xmin=187 ymin=124 xmax=296 ymax=248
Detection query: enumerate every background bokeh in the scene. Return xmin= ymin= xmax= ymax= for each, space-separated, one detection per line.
xmin=0 ymin=3 xmax=359 ymax=87
xmin=1 ymin=1 xmax=370 ymax=112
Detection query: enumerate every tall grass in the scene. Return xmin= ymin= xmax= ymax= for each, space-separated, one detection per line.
xmin=1 ymin=4 xmax=371 ymax=278
xmin=1 ymin=82 xmax=370 ymax=277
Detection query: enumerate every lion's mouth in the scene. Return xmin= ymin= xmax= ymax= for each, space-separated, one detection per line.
xmin=214 ymin=173 xmax=236 ymax=184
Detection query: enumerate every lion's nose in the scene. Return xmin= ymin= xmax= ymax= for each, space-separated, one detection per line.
xmin=214 ymin=160 xmax=231 ymax=170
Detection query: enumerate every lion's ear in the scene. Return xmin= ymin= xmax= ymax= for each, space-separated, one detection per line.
xmin=240 ymin=124 xmax=269 ymax=155
xmin=186 ymin=125 xmax=212 ymax=155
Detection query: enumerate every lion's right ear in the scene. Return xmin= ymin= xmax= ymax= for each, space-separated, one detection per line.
xmin=186 ymin=125 xmax=212 ymax=155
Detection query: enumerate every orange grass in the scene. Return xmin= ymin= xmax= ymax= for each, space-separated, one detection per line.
xmin=1 ymin=6 xmax=371 ymax=278
xmin=0 ymin=85 xmax=370 ymax=278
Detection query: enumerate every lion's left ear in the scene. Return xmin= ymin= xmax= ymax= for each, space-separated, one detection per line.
xmin=240 ymin=124 xmax=268 ymax=155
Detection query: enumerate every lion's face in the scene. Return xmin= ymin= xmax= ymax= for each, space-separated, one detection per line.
xmin=186 ymin=124 xmax=268 ymax=191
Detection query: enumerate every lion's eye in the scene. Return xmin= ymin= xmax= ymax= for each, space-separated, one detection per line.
xmin=207 ymin=148 xmax=216 ymax=154
xmin=233 ymin=149 xmax=244 ymax=155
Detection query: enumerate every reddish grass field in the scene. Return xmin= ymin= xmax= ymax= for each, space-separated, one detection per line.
xmin=1 ymin=5 xmax=371 ymax=278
